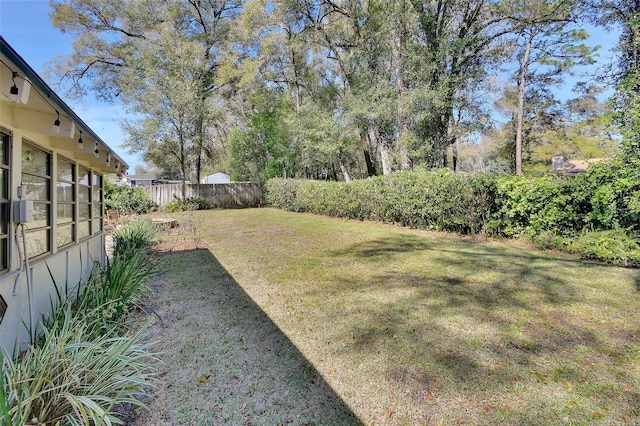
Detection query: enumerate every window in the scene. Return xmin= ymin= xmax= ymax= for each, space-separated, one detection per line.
xmin=0 ymin=132 xmax=10 ymax=271
xmin=56 ymin=158 xmax=75 ymax=248
xmin=78 ymin=168 xmax=103 ymax=238
xmin=78 ymin=166 xmax=91 ymax=239
xmin=92 ymin=173 xmax=103 ymax=234
xmin=22 ymin=142 xmax=51 ymax=258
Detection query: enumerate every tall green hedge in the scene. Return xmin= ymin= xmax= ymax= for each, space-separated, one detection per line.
xmin=265 ymin=157 xmax=640 ymax=265
xmin=266 ymin=170 xmax=498 ymax=234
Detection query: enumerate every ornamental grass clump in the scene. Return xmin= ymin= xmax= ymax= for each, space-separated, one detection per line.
xmin=77 ymin=248 xmax=157 ymax=335
xmin=1 ymin=305 xmax=156 ymax=426
xmin=112 ymin=218 xmax=157 ymax=257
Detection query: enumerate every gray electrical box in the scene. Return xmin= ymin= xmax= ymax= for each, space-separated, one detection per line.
xmin=13 ymin=200 xmax=33 ymax=223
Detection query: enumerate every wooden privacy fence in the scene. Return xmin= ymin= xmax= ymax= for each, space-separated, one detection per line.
xmin=145 ymin=183 xmax=264 ymax=208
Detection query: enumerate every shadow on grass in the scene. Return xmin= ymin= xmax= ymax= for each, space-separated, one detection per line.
xmin=136 ymin=247 xmax=362 ymax=425
xmin=322 ymin=234 xmax=640 ymax=423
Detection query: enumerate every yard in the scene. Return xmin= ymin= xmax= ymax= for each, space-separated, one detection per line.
xmin=133 ymin=208 xmax=639 ymax=425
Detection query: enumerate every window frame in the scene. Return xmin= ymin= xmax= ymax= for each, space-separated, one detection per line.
xmin=21 ymin=141 xmax=52 ymax=259
xmin=0 ymin=131 xmax=10 ymax=272
xmin=91 ymin=172 xmax=103 ymax=235
xmin=56 ymin=156 xmax=76 ymax=249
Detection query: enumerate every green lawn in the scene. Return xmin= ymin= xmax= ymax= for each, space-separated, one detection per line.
xmin=154 ymin=207 xmax=639 ymax=425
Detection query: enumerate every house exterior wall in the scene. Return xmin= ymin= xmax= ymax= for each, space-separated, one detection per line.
xmin=0 ymin=37 xmax=128 ymax=356
xmin=0 ymin=125 xmax=107 ymax=355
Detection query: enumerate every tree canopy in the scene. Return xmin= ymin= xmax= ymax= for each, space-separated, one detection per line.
xmin=49 ymin=0 xmax=634 ymax=181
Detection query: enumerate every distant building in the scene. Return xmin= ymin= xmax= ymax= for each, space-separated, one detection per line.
xmin=126 ymin=174 xmax=155 ymax=188
xmin=562 ymin=158 xmax=603 ymax=176
xmin=201 ymin=172 xmax=231 ymax=184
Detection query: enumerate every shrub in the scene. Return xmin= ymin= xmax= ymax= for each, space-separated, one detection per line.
xmin=113 ymin=218 xmax=157 ymax=257
xmin=491 ymin=175 xmax=585 ymax=238
xmin=3 ymin=215 xmax=160 ymax=424
xmin=570 ymin=229 xmax=640 ymax=266
xmin=264 ymin=159 xmax=640 ymax=264
xmin=105 ymin=180 xmax=157 ymax=215
xmin=266 ymin=171 xmax=497 ymax=234
xmin=76 ymin=249 xmax=156 ymax=336
xmin=264 ymin=179 xmax=306 ymax=212
xmin=579 ymin=156 xmax=640 ymax=231
xmin=164 ymin=197 xmax=210 ymax=212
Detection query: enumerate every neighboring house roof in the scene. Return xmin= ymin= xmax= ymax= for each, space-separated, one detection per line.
xmin=201 ymin=172 xmax=231 ymax=183
xmin=127 ymin=174 xmax=156 ymax=181
xmin=1 ymin=36 xmax=128 ymax=174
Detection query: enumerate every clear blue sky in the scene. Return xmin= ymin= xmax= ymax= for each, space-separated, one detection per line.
xmin=0 ymin=0 xmax=142 ymax=172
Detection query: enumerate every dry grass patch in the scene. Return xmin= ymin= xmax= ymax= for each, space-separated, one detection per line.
xmin=138 ymin=208 xmax=639 ymax=425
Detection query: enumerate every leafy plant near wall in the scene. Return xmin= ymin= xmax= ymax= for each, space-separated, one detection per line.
xmin=164 ymin=197 xmax=210 ymax=213
xmin=1 ymin=219 xmax=160 ymax=425
xmin=105 ymin=179 xmax=157 ymax=215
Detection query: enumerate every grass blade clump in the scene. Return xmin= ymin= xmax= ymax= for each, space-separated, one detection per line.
xmin=77 ymin=249 xmax=157 ymax=337
xmin=112 ymin=218 xmax=157 ymax=257
xmin=2 ymin=305 xmax=155 ymax=425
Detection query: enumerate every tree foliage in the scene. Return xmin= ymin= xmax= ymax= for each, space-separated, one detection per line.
xmin=49 ymin=0 xmax=630 ymax=180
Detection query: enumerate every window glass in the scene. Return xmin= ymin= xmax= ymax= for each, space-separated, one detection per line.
xmin=25 ymin=229 xmax=49 ymax=258
xmin=79 ymin=187 xmax=91 ymax=202
xmin=30 ymin=204 xmax=50 ymax=228
xmin=0 ymin=132 xmax=9 ymax=270
xmin=21 ymin=148 xmax=49 ymax=176
xmin=21 ymin=176 xmax=49 ymax=200
xmin=57 ymin=182 xmax=74 ymax=202
xmin=78 ymin=167 xmax=90 ymax=186
xmin=92 ymin=173 xmax=103 ymax=235
xmin=22 ymin=142 xmax=51 ymax=258
xmin=79 ymin=222 xmax=90 ymax=239
xmin=92 ymin=219 xmax=103 ymax=235
xmin=57 ymin=161 xmax=73 ymax=181
xmin=57 ymin=224 xmax=74 ymax=248
xmin=0 ymin=203 xmax=7 ymax=234
xmin=57 ymin=204 xmax=74 ymax=224
xmin=0 ymin=170 xmax=5 ymax=198
xmin=79 ymin=204 xmax=91 ymax=220
xmin=0 ymin=239 xmax=6 ymax=270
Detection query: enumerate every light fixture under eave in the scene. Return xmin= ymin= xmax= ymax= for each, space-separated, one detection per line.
xmin=94 ymin=142 xmax=99 ymax=158
xmin=77 ymin=130 xmax=83 ymax=150
xmin=9 ymin=72 xmax=19 ymax=102
xmin=52 ymin=110 xmax=61 ymax=133
xmin=106 ymin=152 xmax=111 ymax=164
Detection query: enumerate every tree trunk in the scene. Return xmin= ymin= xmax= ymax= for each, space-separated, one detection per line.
xmin=370 ymin=127 xmax=392 ymax=175
xmin=338 ymin=157 xmax=352 ymax=182
xmin=516 ymin=35 xmax=533 ymax=175
xmin=361 ymin=132 xmax=376 ymax=177
xmin=189 ymin=158 xmax=199 ymax=183
xmin=393 ymin=1 xmax=413 ymax=171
